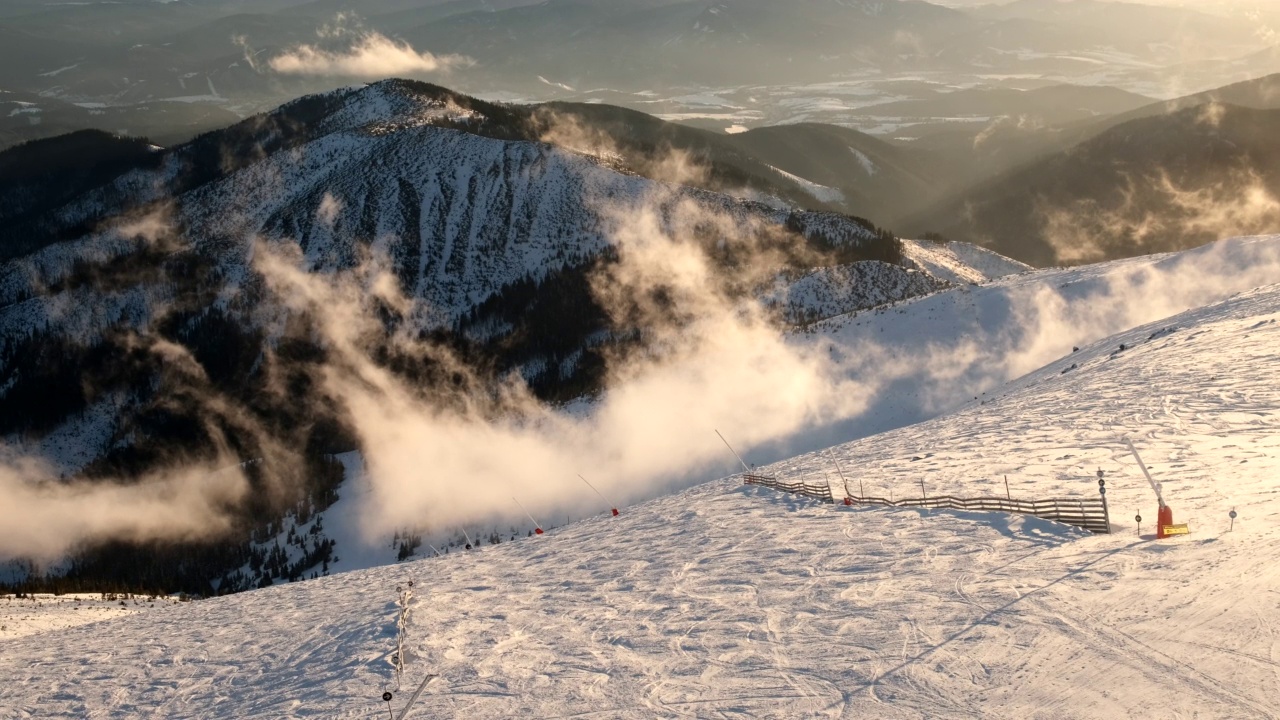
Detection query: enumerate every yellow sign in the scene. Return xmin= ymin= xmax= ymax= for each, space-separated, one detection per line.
xmin=1163 ymin=523 xmax=1190 ymax=535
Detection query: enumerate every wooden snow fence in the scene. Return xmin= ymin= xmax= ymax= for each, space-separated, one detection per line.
xmin=743 ymin=474 xmax=1111 ymax=534
xmin=742 ymin=473 xmax=834 ymax=504
xmin=847 ymin=494 xmax=1111 ymax=534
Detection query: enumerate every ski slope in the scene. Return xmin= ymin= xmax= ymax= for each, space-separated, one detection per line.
xmin=2 ymin=241 xmax=1280 ymax=718
xmin=0 ymin=594 xmax=184 ymax=642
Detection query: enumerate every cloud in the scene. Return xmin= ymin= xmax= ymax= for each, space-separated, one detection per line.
xmin=269 ymin=32 xmax=467 ymax=78
xmin=231 ymin=34 xmax=261 ymax=73
xmin=246 ymin=196 xmax=1280 ymax=548
xmin=316 ymin=192 xmax=343 ymax=228
xmin=0 ymin=454 xmax=248 ymax=562
xmin=1038 ymin=167 xmax=1280 ymax=264
xmin=533 ymin=109 xmax=696 ymax=184
xmin=110 ymin=202 xmax=182 ymax=250
xmin=250 ymin=193 xmax=873 ymax=540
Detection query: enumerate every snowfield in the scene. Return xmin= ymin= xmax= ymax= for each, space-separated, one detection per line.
xmin=2 ymin=237 xmax=1280 ymax=718
xmin=0 ymin=594 xmax=184 ymax=642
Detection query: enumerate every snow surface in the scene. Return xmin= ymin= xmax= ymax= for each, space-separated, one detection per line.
xmin=2 ymin=237 xmax=1280 ymax=717
xmin=0 ymin=594 xmax=184 ymax=642
xmin=848 ymin=147 xmax=877 ymax=176
xmin=768 ymin=165 xmax=846 ymax=205
xmin=901 ymin=238 xmax=1032 ymax=285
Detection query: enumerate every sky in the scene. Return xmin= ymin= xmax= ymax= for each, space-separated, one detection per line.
xmin=934 ymin=0 xmax=1270 ymax=9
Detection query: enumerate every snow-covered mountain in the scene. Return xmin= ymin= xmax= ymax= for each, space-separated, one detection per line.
xmin=0 ymin=80 xmax=1012 ymax=593
xmin=2 ymin=234 xmax=1278 ymax=718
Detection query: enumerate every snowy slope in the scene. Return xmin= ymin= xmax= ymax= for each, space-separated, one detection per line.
xmin=901 ymin=238 xmax=1032 ymax=285
xmin=203 ymin=235 xmax=1280 ymax=580
xmin=1 ymin=594 xmax=184 ymax=642
xmin=2 ymin=237 xmax=1279 ymax=718
xmin=781 ymin=235 xmax=1280 ymax=453
xmin=763 ymin=260 xmax=946 ymax=326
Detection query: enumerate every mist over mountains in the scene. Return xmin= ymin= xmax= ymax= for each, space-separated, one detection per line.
xmin=2 ymin=0 xmax=1280 ymax=595
xmin=0 ymin=79 xmax=945 ymax=592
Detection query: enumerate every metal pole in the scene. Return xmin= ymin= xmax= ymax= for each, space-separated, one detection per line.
xmin=513 ymin=497 xmax=543 ymax=534
xmin=394 ymin=673 xmax=439 ymax=720
xmin=1125 ymin=438 xmax=1165 ymax=508
xmin=715 ymin=429 xmax=752 ymax=474
xmin=581 ymin=471 xmax=619 ymax=509
xmin=1004 ymin=475 xmax=1011 ymax=501
xmin=1097 ymin=469 xmax=1110 ymax=534
xmin=826 ymin=449 xmax=854 ymax=499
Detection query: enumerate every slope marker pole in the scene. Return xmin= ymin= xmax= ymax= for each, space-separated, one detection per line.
xmin=513 ymin=497 xmax=544 ymax=535
xmin=715 ymin=429 xmax=751 ymax=474
xmin=1004 ymin=475 xmax=1011 ymax=501
xmin=579 ymin=474 xmax=619 ymax=516
xmin=826 ymin=449 xmax=861 ymax=500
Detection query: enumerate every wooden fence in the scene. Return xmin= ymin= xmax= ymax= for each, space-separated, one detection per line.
xmin=742 ymin=473 xmax=834 ymax=504
xmin=742 ymin=474 xmax=1111 ymax=534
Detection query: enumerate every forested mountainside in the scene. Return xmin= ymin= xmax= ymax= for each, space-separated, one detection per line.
xmin=0 ymin=79 xmax=968 ymax=594
xmin=906 ymin=104 xmax=1280 ymax=265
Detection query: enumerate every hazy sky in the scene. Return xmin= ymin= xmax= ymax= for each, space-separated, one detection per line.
xmin=934 ymin=0 xmax=1269 ymax=9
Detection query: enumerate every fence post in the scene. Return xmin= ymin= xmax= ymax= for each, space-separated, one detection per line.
xmin=1097 ymin=469 xmax=1110 ymax=534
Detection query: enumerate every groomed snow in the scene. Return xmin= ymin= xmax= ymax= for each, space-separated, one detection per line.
xmin=2 ymin=239 xmax=1279 ymax=718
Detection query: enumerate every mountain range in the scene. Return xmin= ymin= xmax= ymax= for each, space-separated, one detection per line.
xmin=1 ymin=79 xmax=1008 ymax=593
xmin=1 ymin=0 xmax=1276 ymax=133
